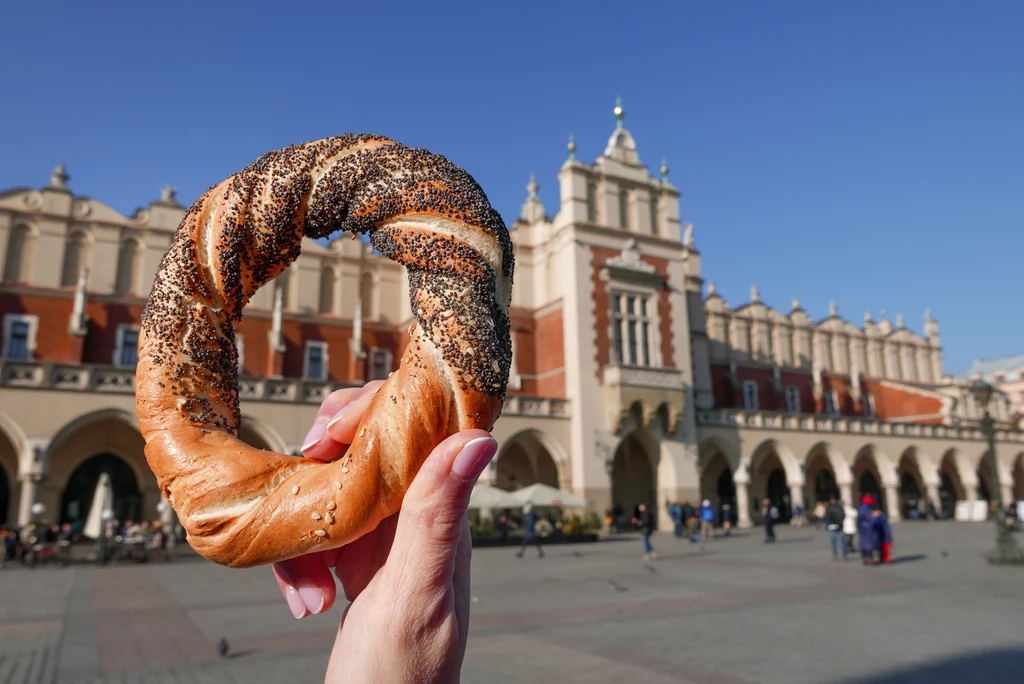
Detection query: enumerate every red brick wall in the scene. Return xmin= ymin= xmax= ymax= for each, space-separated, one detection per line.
xmin=866 ymin=380 xmax=944 ymax=423
xmin=534 ymin=306 xmax=565 ymax=398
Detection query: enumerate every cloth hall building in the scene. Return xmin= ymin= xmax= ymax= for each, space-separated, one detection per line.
xmin=1 ymin=106 xmax=1023 ymax=533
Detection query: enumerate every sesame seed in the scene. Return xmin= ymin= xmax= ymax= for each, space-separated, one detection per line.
xmin=342 ymin=467 xmax=349 ymax=473
xmin=292 ymin=485 xmax=300 ymax=495
xmin=335 ymin=481 xmax=342 ymax=489
xmin=314 ymin=529 xmax=327 ymax=537
xmin=327 ymin=501 xmax=337 ymax=511
xmin=326 ymin=512 xmax=335 ymax=524
xmin=312 ymin=513 xmax=322 ymax=521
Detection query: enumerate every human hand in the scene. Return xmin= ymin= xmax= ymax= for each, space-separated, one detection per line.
xmin=272 ymin=382 xmax=498 ymax=683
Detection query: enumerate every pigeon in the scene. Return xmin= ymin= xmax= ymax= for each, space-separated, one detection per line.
xmin=217 ymin=638 xmax=229 ymax=658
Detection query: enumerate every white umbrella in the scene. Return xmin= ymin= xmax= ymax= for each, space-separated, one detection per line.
xmin=83 ymin=472 xmax=113 ymax=539
xmin=468 ymin=484 xmax=518 ymax=510
xmin=509 ymin=483 xmax=586 ymax=508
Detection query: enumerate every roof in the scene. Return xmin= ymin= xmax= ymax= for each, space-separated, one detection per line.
xmin=966 ymin=354 xmax=1024 ymax=383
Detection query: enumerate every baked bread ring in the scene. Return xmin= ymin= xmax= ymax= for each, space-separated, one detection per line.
xmin=135 ymin=134 xmax=513 ymax=568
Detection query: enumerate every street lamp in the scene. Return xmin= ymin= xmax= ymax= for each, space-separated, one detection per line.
xmin=968 ymin=379 xmax=1024 ymax=565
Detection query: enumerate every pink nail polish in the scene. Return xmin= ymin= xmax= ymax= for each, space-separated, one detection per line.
xmin=452 ymin=437 xmax=498 ymax=481
xmin=301 ymin=422 xmax=327 ymax=454
xmin=326 ymin=403 xmax=354 ymax=431
xmin=284 ymin=585 xmax=306 ymax=619
xmin=298 ymin=586 xmax=325 ymax=614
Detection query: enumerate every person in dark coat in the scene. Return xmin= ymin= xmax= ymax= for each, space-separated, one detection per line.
xmin=515 ymin=505 xmax=544 ymax=559
xmin=856 ymin=495 xmax=880 ymax=565
xmin=762 ymin=498 xmax=778 ymax=543
xmin=634 ymin=503 xmax=657 ymax=561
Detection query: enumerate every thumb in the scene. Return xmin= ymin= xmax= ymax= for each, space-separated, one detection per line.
xmin=385 ymin=430 xmax=497 ymax=591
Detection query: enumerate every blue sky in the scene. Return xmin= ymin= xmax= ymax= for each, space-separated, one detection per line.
xmin=1 ymin=1 xmax=1021 ymax=375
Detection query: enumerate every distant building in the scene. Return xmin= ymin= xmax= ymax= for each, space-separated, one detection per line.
xmin=1 ymin=103 xmax=1022 ymax=532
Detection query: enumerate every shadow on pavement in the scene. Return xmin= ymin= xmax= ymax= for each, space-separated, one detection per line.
xmin=889 ymin=554 xmax=927 ymax=564
xmin=838 ymin=647 xmax=1024 ymax=683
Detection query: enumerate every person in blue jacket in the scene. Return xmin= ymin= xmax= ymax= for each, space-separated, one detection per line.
xmin=856 ymin=495 xmax=880 ymax=565
xmin=873 ymin=506 xmax=893 ymax=563
xmin=699 ymin=499 xmax=716 ymax=542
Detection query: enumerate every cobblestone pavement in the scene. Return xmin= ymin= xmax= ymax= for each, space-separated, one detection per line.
xmin=1 ymin=522 xmax=1022 ymax=684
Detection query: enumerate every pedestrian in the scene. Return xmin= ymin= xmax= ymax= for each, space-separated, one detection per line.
xmin=681 ymin=499 xmax=697 ymax=543
xmin=843 ymin=500 xmax=858 ymax=553
xmin=699 ymin=499 xmax=715 ymax=543
xmin=856 ymin=495 xmax=879 ymax=565
xmin=634 ymin=503 xmax=657 ymax=561
xmin=824 ymin=497 xmax=846 ymax=561
xmin=873 ymin=507 xmax=893 ymax=564
xmin=669 ymin=500 xmax=683 ymax=538
xmin=812 ymin=500 xmax=827 ymax=529
xmin=721 ymin=503 xmax=733 ymax=537
xmin=762 ymin=498 xmax=778 ymax=543
xmin=792 ymin=502 xmax=805 ymax=528
xmin=515 ymin=505 xmax=544 ymax=559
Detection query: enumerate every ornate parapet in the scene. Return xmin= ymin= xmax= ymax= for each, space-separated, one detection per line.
xmin=501 ymin=395 xmax=571 ymax=419
xmin=696 ymin=408 xmax=1024 ymax=444
xmin=603 ymin=363 xmax=686 ymax=437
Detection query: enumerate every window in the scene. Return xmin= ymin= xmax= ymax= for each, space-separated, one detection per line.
xmin=368 ymin=349 xmax=393 ymax=381
xmin=785 ymin=386 xmax=801 ymax=414
xmin=61 ymin=231 xmax=90 ymax=287
xmin=618 ymin=189 xmax=630 ymax=229
xmin=319 ymin=267 xmax=335 ymax=315
xmin=2 ymin=314 xmax=38 ymax=359
xmin=864 ymin=394 xmax=876 ymax=419
xmin=586 ymin=183 xmax=597 ymax=222
xmin=823 ymin=391 xmax=839 ymax=416
xmin=649 ymin=195 xmax=659 ymax=235
xmin=611 ymin=293 xmax=653 ymax=367
xmin=114 ymin=326 xmax=139 ymax=367
xmin=114 ymin=238 xmax=142 ymax=295
xmin=304 ymin=341 xmax=328 ymax=381
xmin=743 ymin=381 xmax=759 ymax=410
xmin=236 ymin=334 xmax=245 ymax=375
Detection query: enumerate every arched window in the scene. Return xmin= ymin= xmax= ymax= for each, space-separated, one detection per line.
xmin=3 ymin=224 xmax=35 ymax=284
xmin=318 ymin=266 xmax=335 ymax=315
xmin=61 ymin=231 xmax=91 ymax=287
xmin=114 ymin=238 xmax=142 ymax=295
xmin=360 ymin=272 xmax=374 ymax=321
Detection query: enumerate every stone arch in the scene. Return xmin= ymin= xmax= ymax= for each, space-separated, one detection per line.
xmin=611 ymin=429 xmax=659 ymax=524
xmin=42 ymin=409 xmax=159 ymax=525
xmin=698 ymin=436 xmax=740 ymax=473
xmin=804 ymin=443 xmax=840 ymax=507
xmin=700 ymin=449 xmax=735 ymax=518
xmin=897 ymin=447 xmax=927 ymax=519
xmin=938 ymin=449 xmax=965 ymax=519
xmin=3 ymin=222 xmax=37 ymax=284
xmin=1014 ymin=453 xmax=1024 ymax=501
xmin=495 ymin=429 xmax=566 ymax=492
xmin=60 ymin=228 xmax=93 ymax=287
xmin=748 ymin=439 xmax=800 ymax=523
xmin=852 ymin=445 xmax=892 ymax=510
xmin=238 ymin=416 xmax=288 ymax=454
xmin=0 ymin=418 xmax=21 ymax=526
xmin=60 ymin=453 xmax=142 ymax=525
xmin=114 ymin=236 xmax=144 ymax=295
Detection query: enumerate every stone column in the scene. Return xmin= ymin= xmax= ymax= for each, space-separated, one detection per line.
xmin=840 ymin=482 xmax=853 ymax=507
xmin=158 ymin=496 xmax=178 ymax=548
xmin=789 ymin=482 xmax=805 ymax=519
xmin=884 ymin=485 xmax=902 ymax=522
xmin=1001 ymin=485 xmax=1014 ymax=510
xmin=925 ymin=483 xmax=940 ymax=510
xmin=735 ymin=479 xmax=752 ymax=528
xmin=16 ymin=474 xmax=40 ymax=526
xmin=965 ymin=484 xmax=979 ymax=522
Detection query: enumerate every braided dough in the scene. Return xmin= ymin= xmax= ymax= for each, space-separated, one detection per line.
xmin=135 ymin=135 xmax=513 ymax=568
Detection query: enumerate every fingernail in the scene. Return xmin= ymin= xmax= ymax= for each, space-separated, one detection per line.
xmin=298 ymin=586 xmax=325 ymax=615
xmin=452 ymin=437 xmax=498 ymax=481
xmin=326 ymin=403 xmax=354 ymax=431
xmin=284 ymin=585 xmax=306 ymax=619
xmin=301 ymin=422 xmax=327 ymax=454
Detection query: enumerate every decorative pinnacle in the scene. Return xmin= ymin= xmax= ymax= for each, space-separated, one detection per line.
xmin=613 ymin=96 xmax=625 ymax=130
xmin=526 ymin=173 xmax=538 ymax=199
xmin=896 ymin=313 xmax=905 ymax=328
xmin=829 ymin=299 xmax=838 ymax=317
xmin=567 ymin=133 xmax=576 ymax=161
xmin=160 ymin=186 xmax=177 ymax=202
xmin=49 ymin=164 xmax=69 ymax=189
xmin=660 ymin=157 xmax=669 ymax=183
xmin=864 ymin=310 xmax=873 ymax=323
xmin=924 ymin=307 xmax=933 ymax=321
xmin=707 ymin=281 xmax=717 ymax=296
xmin=750 ymin=284 xmax=760 ymax=303
xmin=792 ymin=298 xmax=802 ymax=311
